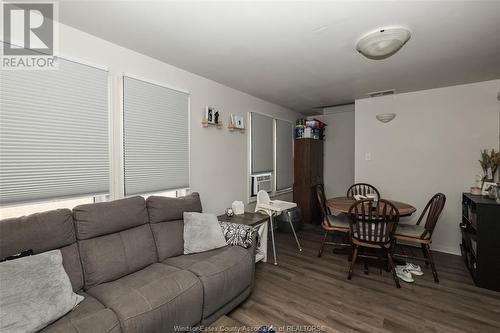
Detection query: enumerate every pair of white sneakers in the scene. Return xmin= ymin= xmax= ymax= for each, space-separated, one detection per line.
xmin=395 ymin=263 xmax=423 ymax=283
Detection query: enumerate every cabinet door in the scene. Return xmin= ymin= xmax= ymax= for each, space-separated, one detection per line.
xmin=293 ymin=138 xmax=324 ymax=224
xmin=309 ymin=140 xmax=324 ymax=185
xmin=293 ymin=184 xmax=312 ymax=224
xmin=294 ymin=139 xmax=311 ymax=187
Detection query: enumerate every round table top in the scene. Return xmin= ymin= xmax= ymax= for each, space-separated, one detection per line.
xmin=326 ymin=196 xmax=417 ymax=217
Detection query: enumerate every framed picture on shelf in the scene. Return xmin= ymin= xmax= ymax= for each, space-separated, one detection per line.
xmin=482 ymin=181 xmax=497 ymax=195
xmin=234 ymin=115 xmax=244 ymax=129
xmin=205 ymin=106 xmax=218 ymax=124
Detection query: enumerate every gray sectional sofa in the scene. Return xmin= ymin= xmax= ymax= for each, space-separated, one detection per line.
xmin=0 ymin=193 xmax=256 ymax=333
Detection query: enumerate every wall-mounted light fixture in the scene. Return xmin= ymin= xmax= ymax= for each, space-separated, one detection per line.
xmin=376 ymin=113 xmax=396 ymax=123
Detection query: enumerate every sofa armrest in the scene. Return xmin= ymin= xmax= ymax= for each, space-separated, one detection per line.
xmin=245 ymin=229 xmax=258 ymax=290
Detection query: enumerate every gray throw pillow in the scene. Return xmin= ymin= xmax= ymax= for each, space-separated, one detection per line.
xmin=0 ymin=249 xmax=84 ymax=333
xmin=183 ymin=212 xmax=227 ymax=254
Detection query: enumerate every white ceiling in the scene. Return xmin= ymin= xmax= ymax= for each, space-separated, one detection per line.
xmin=59 ymin=1 xmax=500 ymax=114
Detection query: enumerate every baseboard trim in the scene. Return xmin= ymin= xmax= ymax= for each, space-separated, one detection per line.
xmin=398 ymin=240 xmax=461 ymax=256
xmin=429 ymin=245 xmax=461 ymax=256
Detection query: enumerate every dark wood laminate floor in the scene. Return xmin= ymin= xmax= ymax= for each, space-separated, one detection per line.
xmin=228 ymin=226 xmax=500 ymax=333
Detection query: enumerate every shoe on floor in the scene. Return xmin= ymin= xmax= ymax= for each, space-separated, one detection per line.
xmin=396 ymin=266 xmax=414 ymax=283
xmin=404 ymin=262 xmax=423 ymax=276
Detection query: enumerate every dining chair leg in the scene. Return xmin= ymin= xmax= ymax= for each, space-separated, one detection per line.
xmin=363 ymin=260 xmax=369 ymax=275
xmin=337 ymin=232 xmax=350 ymax=253
xmin=347 ymin=246 xmax=358 ymax=280
xmin=318 ymin=231 xmax=328 ymax=257
xmin=421 ymin=244 xmax=430 ymax=267
xmin=424 ymin=244 xmax=439 ymax=283
xmin=385 ymin=258 xmax=391 ymax=272
xmin=343 ymin=232 xmax=350 ymax=244
xmin=387 ymin=251 xmax=401 ymax=288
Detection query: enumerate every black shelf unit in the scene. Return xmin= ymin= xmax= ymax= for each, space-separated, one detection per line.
xmin=460 ymin=193 xmax=500 ymax=291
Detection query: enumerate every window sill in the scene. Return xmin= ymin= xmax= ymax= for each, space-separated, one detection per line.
xmin=247 ymin=188 xmax=293 ymax=204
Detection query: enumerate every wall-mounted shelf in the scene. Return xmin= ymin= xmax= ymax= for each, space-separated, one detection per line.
xmin=227 ymin=123 xmax=245 ymax=132
xmin=201 ymin=118 xmax=223 ymax=129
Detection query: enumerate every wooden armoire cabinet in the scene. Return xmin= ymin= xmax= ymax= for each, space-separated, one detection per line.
xmin=293 ymin=138 xmax=323 ymax=224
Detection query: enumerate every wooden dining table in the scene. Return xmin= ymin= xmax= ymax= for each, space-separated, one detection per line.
xmin=326 ymin=196 xmax=417 ymax=217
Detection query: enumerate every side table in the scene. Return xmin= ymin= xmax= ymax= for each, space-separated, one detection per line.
xmin=217 ymin=212 xmax=269 ymax=263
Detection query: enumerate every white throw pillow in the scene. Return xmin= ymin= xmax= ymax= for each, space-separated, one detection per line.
xmin=183 ymin=212 xmax=227 ymax=254
xmin=0 ymin=250 xmax=84 ymax=333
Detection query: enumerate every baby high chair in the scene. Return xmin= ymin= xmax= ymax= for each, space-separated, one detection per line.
xmin=255 ymin=190 xmax=302 ymax=265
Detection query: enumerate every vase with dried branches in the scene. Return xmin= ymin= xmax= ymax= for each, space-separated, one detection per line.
xmin=479 ymin=149 xmax=500 ymax=183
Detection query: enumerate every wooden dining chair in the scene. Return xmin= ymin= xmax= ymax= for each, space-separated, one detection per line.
xmin=347 ymin=199 xmax=401 ymax=288
xmin=315 ymin=184 xmax=350 ymax=257
xmin=394 ymin=193 xmax=446 ymax=283
xmin=347 ymin=183 xmax=380 ymax=199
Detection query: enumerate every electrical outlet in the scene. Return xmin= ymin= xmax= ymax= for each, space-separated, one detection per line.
xmin=365 ymin=152 xmax=372 ymax=161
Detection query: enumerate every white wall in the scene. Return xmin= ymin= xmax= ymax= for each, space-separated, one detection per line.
xmin=58 ymin=24 xmax=300 ymax=214
xmin=355 ymin=80 xmax=500 ymax=254
xmin=314 ymin=105 xmax=355 ymax=198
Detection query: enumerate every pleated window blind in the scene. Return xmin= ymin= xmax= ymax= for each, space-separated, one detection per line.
xmin=251 ymin=112 xmax=274 ymax=174
xmin=276 ymin=119 xmax=294 ymax=190
xmin=123 ymin=76 xmax=189 ymax=196
xmin=0 ymin=58 xmax=110 ymax=205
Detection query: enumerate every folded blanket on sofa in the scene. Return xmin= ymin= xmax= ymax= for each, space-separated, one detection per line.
xmin=219 ymin=222 xmax=258 ymax=249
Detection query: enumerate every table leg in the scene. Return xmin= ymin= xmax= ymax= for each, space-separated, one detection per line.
xmin=257 ymin=222 xmax=268 ymax=263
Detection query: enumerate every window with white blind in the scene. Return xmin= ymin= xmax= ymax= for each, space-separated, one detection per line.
xmin=275 ymin=119 xmax=294 ymax=190
xmin=0 ymin=58 xmax=110 ymax=205
xmin=250 ymin=112 xmax=294 ymax=195
xmin=251 ymin=112 xmax=274 ymax=174
xmin=122 ymin=76 xmax=189 ymax=196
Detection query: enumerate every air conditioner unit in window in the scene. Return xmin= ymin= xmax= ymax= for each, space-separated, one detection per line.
xmin=251 ymin=172 xmax=273 ymax=196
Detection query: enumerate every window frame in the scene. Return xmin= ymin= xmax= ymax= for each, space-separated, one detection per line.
xmin=0 ymin=54 xmax=111 ymax=206
xmin=248 ymin=112 xmax=294 ymax=202
xmin=119 ymin=73 xmax=191 ymax=199
xmin=0 ymin=54 xmax=111 ymax=216
xmin=274 ymin=118 xmax=294 ymax=193
xmin=0 ymin=62 xmax=195 ymax=219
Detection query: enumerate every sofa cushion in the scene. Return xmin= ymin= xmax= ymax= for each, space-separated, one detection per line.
xmin=78 ymin=224 xmax=158 ymax=289
xmin=183 ymin=212 xmax=227 ymax=254
xmin=395 ymin=223 xmax=430 ymax=240
xmin=146 ymin=193 xmax=203 ymax=260
xmin=150 ymin=219 xmax=184 ymax=260
xmin=60 ymin=243 xmax=85 ymax=292
xmin=88 ymin=263 xmax=203 ymax=333
xmin=41 ymin=292 xmax=120 ymax=333
xmin=0 ymin=209 xmax=84 ymax=291
xmin=0 ymin=209 xmax=75 ymax=257
xmin=162 ymin=246 xmax=253 ymax=318
xmin=74 ymin=196 xmax=149 ymax=240
xmin=147 ymin=192 xmax=202 ymax=223
xmin=325 ymin=214 xmax=349 ymax=229
xmin=0 ymin=250 xmax=83 ymax=333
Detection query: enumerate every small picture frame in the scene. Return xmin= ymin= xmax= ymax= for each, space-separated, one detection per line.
xmin=234 ymin=115 xmax=244 ymax=129
xmin=205 ymin=106 xmax=216 ymax=124
xmin=481 ymin=181 xmax=497 ymax=195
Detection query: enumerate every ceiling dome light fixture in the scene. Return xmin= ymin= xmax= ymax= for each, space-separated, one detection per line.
xmin=356 ymin=26 xmax=411 ymax=60
xmin=376 ymin=113 xmax=396 ymax=123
